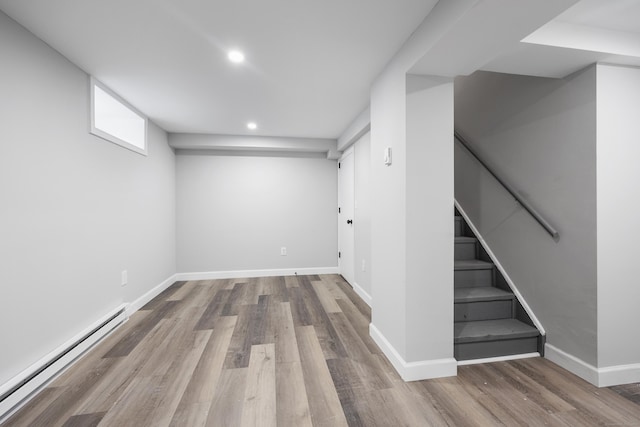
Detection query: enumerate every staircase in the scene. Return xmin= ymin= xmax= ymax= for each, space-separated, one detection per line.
xmin=454 ymin=212 xmax=542 ymax=361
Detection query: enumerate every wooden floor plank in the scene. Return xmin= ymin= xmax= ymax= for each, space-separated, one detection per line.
xmin=295 ymin=326 xmax=348 ymax=427
xmin=298 ymin=277 xmax=348 ymax=359
xmin=222 ymin=305 xmax=253 ymax=369
xmin=273 ymin=302 xmax=301 ymax=364
xmin=170 ymin=315 xmax=237 ymax=424
xmin=61 ymin=411 xmax=106 ymax=427
xmin=326 ymin=358 xmax=367 ymax=426
xmin=166 ymin=280 xmax=197 ymax=301
xmin=194 ymin=289 xmax=233 ymax=331
xmin=319 ymin=275 xmax=350 ymax=301
xmin=75 ymin=305 xmax=206 ymax=417
xmin=284 ymin=275 xmax=300 ymax=288
xmin=328 ymin=312 xmax=391 ymax=391
xmin=249 ymin=294 xmax=270 ymax=346
xmin=418 ymin=377 xmax=506 ymax=427
xmin=238 ymin=277 xmax=260 ymax=306
xmin=52 ymin=312 xmax=152 ymax=388
xmin=205 ymin=368 xmax=248 ymax=427
xmin=512 ymin=358 xmax=640 ymax=425
xmin=613 ymin=383 xmax=640 ymax=405
xmin=311 ymin=281 xmax=342 ymax=314
xmin=489 ymin=360 xmax=576 ymax=414
xmin=335 ymin=298 xmax=380 ymax=355
xmin=18 ymin=358 xmax=118 ymax=427
xmin=257 ymin=276 xmax=288 ymax=303
xmin=240 ymin=343 xmax=277 ymax=427
xmin=168 ymin=401 xmax=210 ymax=427
xmin=288 ymin=287 xmax=313 ymax=327
xmin=5 ymin=274 xmax=640 ymax=427
xmin=140 ymin=281 xmax=186 ymax=311
xmin=2 ymin=387 xmax=67 ymax=427
xmin=103 ymin=300 xmax=180 ymax=358
xmin=276 ymin=362 xmax=312 ymax=427
xmin=455 ymin=364 xmax=537 ymax=425
xmin=454 ymin=363 xmax=555 ymax=426
xmin=334 ymin=277 xmax=371 ymax=319
xmin=220 ymin=282 xmax=247 ymax=317
xmin=271 ymin=275 xmax=289 ymax=303
xmin=97 ymin=328 xmax=210 ymax=427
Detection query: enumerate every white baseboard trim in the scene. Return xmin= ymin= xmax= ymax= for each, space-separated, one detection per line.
xmin=545 ymin=343 xmax=599 ymax=386
xmin=369 ymin=323 xmax=457 ymax=382
xmin=547 ymin=343 xmax=640 ymax=387
xmin=126 ymin=273 xmax=179 ymax=316
xmin=351 ymin=281 xmax=372 ymax=307
xmin=597 ymin=363 xmax=640 ymax=387
xmin=176 ymin=267 xmax=339 ymax=281
xmin=457 ymin=352 xmax=539 ymax=366
xmin=0 ymin=304 xmax=127 ymax=422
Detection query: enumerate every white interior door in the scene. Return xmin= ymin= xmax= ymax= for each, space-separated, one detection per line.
xmin=338 ymin=149 xmax=355 ymax=285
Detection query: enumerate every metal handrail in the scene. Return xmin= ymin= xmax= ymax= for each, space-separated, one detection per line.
xmin=455 ymin=130 xmax=560 ymax=241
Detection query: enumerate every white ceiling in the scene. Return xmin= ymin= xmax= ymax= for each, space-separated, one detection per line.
xmin=1 ymin=0 xmax=639 ymax=140
xmin=482 ymin=0 xmax=640 ymax=78
xmin=0 ymin=0 xmax=437 ymax=139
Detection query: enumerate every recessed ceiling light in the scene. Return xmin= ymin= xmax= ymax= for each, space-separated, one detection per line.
xmin=228 ymin=50 xmax=245 ymax=64
xmin=247 ymin=122 xmax=257 ymax=130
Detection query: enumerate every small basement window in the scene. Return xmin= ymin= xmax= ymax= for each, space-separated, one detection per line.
xmin=90 ymin=77 xmax=147 ymax=155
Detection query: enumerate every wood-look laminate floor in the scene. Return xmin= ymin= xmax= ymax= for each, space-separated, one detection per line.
xmin=4 ymin=274 xmax=640 ymax=426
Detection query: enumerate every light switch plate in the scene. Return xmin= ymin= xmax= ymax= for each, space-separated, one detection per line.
xmin=384 ymin=147 xmax=392 ymax=166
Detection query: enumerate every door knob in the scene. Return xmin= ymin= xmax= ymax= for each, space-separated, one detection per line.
xmin=347 ymin=219 xmax=353 ymax=224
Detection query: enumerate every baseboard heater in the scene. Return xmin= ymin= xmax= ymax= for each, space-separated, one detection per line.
xmin=0 ymin=305 xmax=127 ymax=421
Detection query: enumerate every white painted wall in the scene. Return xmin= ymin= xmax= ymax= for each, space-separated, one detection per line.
xmin=455 ymin=68 xmax=598 ymax=366
xmin=0 ymin=11 xmax=176 ymax=386
xmin=405 ymin=75 xmax=454 ymax=363
xmin=337 ymin=107 xmax=370 ymax=152
xmin=354 ymin=132 xmax=372 ymax=302
xmin=175 ymin=153 xmax=337 ymax=274
xmin=369 ymin=70 xmax=457 ymax=380
xmin=596 ymin=64 xmax=640 ymax=373
xmin=370 ymin=69 xmax=409 ymax=360
xmin=368 ymin=0 xmax=473 ymax=380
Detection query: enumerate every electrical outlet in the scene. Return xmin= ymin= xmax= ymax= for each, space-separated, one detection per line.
xmin=121 ymin=270 xmax=128 ymax=286
xmin=281 ymin=247 xmax=287 ymax=256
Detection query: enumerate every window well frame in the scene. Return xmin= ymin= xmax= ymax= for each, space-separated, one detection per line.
xmin=90 ymin=77 xmax=148 ymax=156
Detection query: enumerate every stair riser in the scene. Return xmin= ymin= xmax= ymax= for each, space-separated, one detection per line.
xmin=454 ymin=242 xmax=476 ymax=260
xmin=454 ymin=337 xmax=538 ymax=360
xmin=455 ymin=300 xmax=513 ymax=322
xmin=455 ymin=269 xmax=493 ymax=287
xmin=455 ymin=219 xmax=463 ymax=237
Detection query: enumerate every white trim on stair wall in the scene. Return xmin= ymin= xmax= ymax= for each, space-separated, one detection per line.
xmin=546 ymin=343 xmax=640 ymax=387
xmin=370 ymin=324 xmax=457 ymax=381
xmin=454 ymin=200 xmax=546 ymax=336
xmin=457 ymin=352 xmax=540 ymax=366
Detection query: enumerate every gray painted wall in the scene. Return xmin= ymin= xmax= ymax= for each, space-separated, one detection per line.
xmin=175 ymin=153 xmax=337 ymax=273
xmin=0 ymin=11 xmax=176 ymax=385
xmin=596 ymin=64 xmax=640 ymax=371
xmin=454 ymin=67 xmax=597 ymax=365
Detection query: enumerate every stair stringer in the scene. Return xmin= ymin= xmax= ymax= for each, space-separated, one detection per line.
xmin=454 ymin=199 xmax=546 ymax=338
